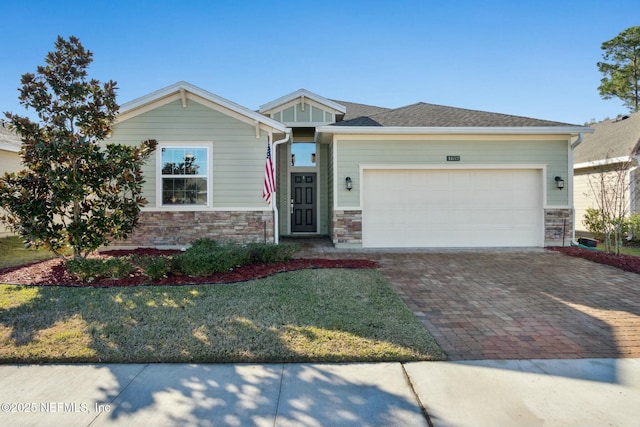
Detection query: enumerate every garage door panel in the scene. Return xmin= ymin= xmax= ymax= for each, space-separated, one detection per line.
xmin=363 ymin=169 xmax=542 ymax=248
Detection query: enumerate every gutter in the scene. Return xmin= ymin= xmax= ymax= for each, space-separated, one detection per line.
xmin=316 ymin=125 xmax=594 ymax=135
xmin=270 ymin=130 xmax=291 ymax=244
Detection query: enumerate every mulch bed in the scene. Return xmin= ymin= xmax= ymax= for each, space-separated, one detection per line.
xmin=548 ymin=246 xmax=640 ymax=274
xmin=0 ymin=249 xmax=378 ymax=288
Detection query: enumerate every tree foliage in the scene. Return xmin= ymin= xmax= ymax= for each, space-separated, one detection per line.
xmin=0 ymin=36 xmax=156 ymax=259
xmin=583 ymin=155 xmax=638 ymax=255
xmin=598 ymin=26 xmax=640 ymax=112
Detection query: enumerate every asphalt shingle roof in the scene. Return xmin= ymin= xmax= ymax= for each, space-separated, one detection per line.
xmin=331 ymin=102 xmax=578 ymax=128
xmin=573 ymin=113 xmax=640 ymax=164
xmin=330 ymin=100 xmax=391 ymax=122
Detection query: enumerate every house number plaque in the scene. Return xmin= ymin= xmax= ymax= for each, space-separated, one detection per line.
xmin=446 ymin=155 xmax=461 ymax=161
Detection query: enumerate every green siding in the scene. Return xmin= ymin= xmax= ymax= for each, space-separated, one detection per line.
xmin=282 ymin=107 xmax=295 ymax=122
xmin=277 ymin=143 xmax=289 ymax=235
xmin=110 ymin=99 xmax=269 ymax=208
xmin=318 ymin=143 xmax=329 ymax=234
xmin=311 ymin=106 xmax=324 ymax=122
xmin=327 ymin=142 xmax=334 ymax=236
xmin=296 ymin=103 xmax=311 ymax=122
xmin=270 ymin=102 xmax=334 ymax=124
xmin=335 ymin=138 xmax=569 ymax=207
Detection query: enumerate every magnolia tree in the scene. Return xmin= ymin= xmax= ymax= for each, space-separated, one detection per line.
xmin=0 ymin=36 xmax=156 ymax=259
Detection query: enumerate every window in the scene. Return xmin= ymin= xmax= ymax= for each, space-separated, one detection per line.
xmin=160 ymin=146 xmax=209 ymax=205
xmin=291 ymin=142 xmax=316 ymax=167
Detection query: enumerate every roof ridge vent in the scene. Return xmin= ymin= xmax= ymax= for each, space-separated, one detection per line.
xmin=614 ymin=114 xmax=630 ymax=123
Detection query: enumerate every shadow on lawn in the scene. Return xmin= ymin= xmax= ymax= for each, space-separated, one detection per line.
xmin=0 ymin=269 xmax=437 ymax=425
xmin=0 ymin=269 xmax=443 ymax=364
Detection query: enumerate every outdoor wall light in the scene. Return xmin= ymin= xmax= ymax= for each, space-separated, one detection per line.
xmin=555 ymin=176 xmax=565 ymax=189
xmin=345 ymin=176 xmax=353 ymax=191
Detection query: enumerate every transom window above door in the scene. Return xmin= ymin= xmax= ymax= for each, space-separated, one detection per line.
xmin=159 ymin=145 xmax=209 ymax=206
xmin=291 ymin=142 xmax=316 ymax=167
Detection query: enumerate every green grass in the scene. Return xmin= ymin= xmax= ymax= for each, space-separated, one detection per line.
xmin=0 ymin=236 xmax=59 ymax=269
xmin=0 ymin=269 xmax=445 ymax=363
xmin=594 ymin=244 xmax=640 ymax=256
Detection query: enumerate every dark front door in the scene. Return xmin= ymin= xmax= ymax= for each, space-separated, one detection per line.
xmin=291 ymin=173 xmax=317 ymax=232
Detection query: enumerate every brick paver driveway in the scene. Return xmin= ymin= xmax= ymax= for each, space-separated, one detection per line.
xmin=369 ymin=250 xmax=640 ymax=360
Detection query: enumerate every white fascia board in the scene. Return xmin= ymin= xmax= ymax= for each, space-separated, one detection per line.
xmin=0 ymin=142 xmax=20 ymax=153
xmin=118 ymin=81 xmax=287 ymax=133
xmin=316 ymin=126 xmax=593 ymax=135
xmin=574 ymin=156 xmax=634 ymax=170
xmin=259 ymin=89 xmax=346 ymax=114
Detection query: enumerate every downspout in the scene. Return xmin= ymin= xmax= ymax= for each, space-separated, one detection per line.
xmin=569 ymin=133 xmax=584 ymax=244
xmin=271 ymin=130 xmax=291 ymax=244
xmin=570 ymin=133 xmax=584 ymax=149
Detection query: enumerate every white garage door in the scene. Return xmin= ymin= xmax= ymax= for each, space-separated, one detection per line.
xmin=362 ymin=169 xmax=542 ymax=248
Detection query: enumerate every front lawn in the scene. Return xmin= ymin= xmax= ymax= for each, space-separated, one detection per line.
xmin=0 ymin=236 xmax=58 ymax=269
xmin=0 ymin=269 xmax=445 ymax=363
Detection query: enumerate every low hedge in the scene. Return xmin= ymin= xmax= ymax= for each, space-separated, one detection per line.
xmin=66 ymin=239 xmax=300 ymax=282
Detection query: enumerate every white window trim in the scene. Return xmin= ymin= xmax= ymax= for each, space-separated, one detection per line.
xmin=156 ymin=141 xmax=213 ymax=209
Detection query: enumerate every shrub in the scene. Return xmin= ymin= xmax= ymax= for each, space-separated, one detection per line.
xmin=188 ymin=238 xmax=221 ymax=253
xmin=583 ymin=208 xmax=640 ymax=250
xmin=174 ymin=239 xmax=300 ymax=277
xmin=245 ymin=242 xmax=300 ymax=264
xmin=176 ymin=243 xmax=248 ymax=277
xmin=583 ymin=207 xmax=606 ymax=240
xmin=628 ymin=213 xmax=640 ymax=242
xmin=132 ymin=255 xmax=176 ymax=280
xmin=67 ymin=257 xmax=135 ymax=282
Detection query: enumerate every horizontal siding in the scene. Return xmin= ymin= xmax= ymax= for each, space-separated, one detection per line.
xmin=318 ymin=143 xmax=329 ymax=234
xmin=574 ymin=168 xmax=640 ymax=231
xmin=110 ymin=99 xmax=268 ymax=208
xmin=270 ymin=101 xmax=334 ymax=124
xmin=574 ymin=172 xmax=595 ymax=231
xmin=336 ymin=138 xmax=569 ymax=207
xmin=277 ymin=144 xmax=289 ymax=235
xmin=0 ymin=151 xmax=21 ymax=174
xmin=0 ymin=151 xmax=22 ymax=236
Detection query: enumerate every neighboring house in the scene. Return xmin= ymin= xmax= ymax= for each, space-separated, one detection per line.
xmin=0 ymin=120 xmax=22 ymax=237
xmin=108 ymin=81 xmax=592 ymax=249
xmin=573 ymin=113 xmax=640 ymax=232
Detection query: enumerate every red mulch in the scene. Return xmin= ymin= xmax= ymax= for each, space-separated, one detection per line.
xmin=548 ymin=246 xmax=640 ymax=274
xmin=0 ymin=249 xmax=378 ymax=288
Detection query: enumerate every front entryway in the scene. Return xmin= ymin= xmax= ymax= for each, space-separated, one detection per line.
xmin=291 ymin=173 xmax=317 ymax=232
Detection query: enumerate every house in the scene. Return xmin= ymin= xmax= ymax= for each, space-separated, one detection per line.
xmin=573 ymin=113 xmax=640 ymax=232
xmin=0 ymin=120 xmax=22 ymax=237
xmin=108 ymin=81 xmax=592 ymax=249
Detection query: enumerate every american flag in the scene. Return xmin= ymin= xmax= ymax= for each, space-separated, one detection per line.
xmin=263 ymin=140 xmax=276 ymax=205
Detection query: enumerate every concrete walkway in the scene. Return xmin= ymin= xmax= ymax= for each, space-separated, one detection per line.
xmin=1 ymin=359 xmax=639 ymax=426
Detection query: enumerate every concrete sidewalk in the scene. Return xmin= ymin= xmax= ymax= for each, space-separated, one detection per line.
xmin=1 ymin=359 xmax=638 ymax=427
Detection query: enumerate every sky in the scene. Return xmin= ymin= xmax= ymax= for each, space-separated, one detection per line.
xmin=0 ymin=0 xmax=638 ymax=126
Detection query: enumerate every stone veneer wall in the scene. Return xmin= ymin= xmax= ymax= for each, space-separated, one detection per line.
xmin=331 ymin=208 xmax=573 ymax=248
xmin=111 ymin=211 xmax=274 ymax=248
xmin=332 ymin=210 xmax=362 ymax=246
xmin=544 ymin=208 xmax=573 ymax=246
